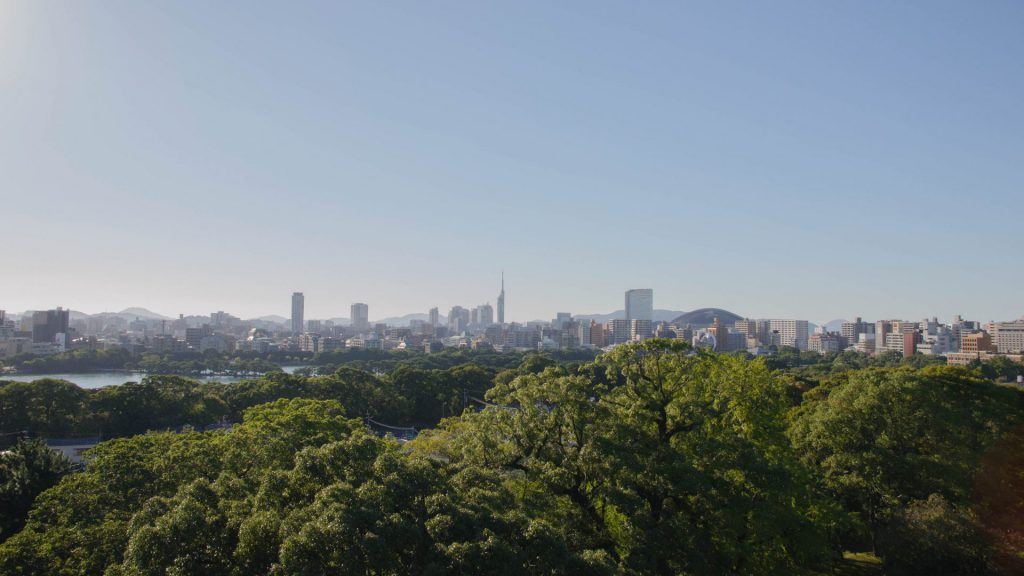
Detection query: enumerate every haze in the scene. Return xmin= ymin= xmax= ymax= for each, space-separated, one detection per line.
xmin=2 ymin=1 xmax=1022 ymax=323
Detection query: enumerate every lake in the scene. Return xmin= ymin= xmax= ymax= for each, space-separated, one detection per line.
xmin=0 ymin=366 xmax=307 ymax=389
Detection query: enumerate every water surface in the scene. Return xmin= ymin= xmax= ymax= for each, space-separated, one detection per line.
xmin=0 ymin=366 xmax=306 ymax=389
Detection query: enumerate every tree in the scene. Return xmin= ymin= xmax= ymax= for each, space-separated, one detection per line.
xmin=879 ymin=494 xmax=991 ymax=576
xmin=0 ymin=439 xmax=70 ymax=541
xmin=0 ymin=379 xmax=87 ymax=437
xmin=428 ymin=340 xmax=838 ymax=575
xmin=789 ymin=365 xmax=1024 ymax=555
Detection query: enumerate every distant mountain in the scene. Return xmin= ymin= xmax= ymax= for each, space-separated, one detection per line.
xmin=118 ymin=307 xmax=171 ymax=320
xmin=823 ymin=319 xmax=848 ymax=332
xmin=371 ymin=313 xmax=447 ymax=327
xmin=670 ymin=308 xmax=744 ymax=328
xmin=251 ymin=315 xmax=288 ymax=324
xmin=317 ymin=314 xmax=446 ymax=327
xmin=84 ymin=308 xmax=171 ymax=322
xmin=574 ymin=309 xmax=686 ymax=324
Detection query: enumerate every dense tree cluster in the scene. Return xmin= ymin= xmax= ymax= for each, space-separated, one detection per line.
xmin=0 ymin=340 xmax=1022 ymax=574
xmin=3 ymin=348 xmax=133 ymax=374
xmin=2 ymin=347 xmax=600 ymax=378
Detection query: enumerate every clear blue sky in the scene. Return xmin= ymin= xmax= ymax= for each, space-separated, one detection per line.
xmin=2 ymin=1 xmax=1022 ymax=324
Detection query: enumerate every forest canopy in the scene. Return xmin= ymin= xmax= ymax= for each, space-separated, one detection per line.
xmin=1 ymin=340 xmax=1022 ymax=575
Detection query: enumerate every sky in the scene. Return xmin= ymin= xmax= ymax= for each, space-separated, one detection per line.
xmin=2 ymin=1 xmax=1022 ymax=324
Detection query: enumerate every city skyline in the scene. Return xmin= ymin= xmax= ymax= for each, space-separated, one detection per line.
xmin=7 ymin=296 xmax=1022 ymax=361
xmin=3 ymin=2 xmax=1024 ymax=323
xmin=3 ymin=289 xmax=1022 ymax=329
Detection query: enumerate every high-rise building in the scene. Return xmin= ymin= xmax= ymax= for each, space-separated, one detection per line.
xmin=625 ymin=289 xmax=653 ymax=324
xmin=552 ymin=312 xmax=572 ymax=330
xmin=577 ymin=320 xmax=593 ymax=347
xmin=630 ymin=319 xmax=652 ymax=342
xmin=0 ymin=310 xmax=11 ymax=340
xmin=734 ymin=318 xmax=770 ymax=347
xmin=710 ymin=317 xmax=729 ymax=352
xmin=590 ymin=321 xmax=607 ymax=348
xmin=32 ymin=308 xmax=70 ymax=345
xmin=291 ymin=293 xmax=304 ymax=334
xmin=809 ymin=332 xmax=843 ymax=354
xmin=609 ymin=319 xmax=631 ymax=345
xmin=448 ymin=306 xmax=470 ymax=334
xmin=497 ymin=272 xmax=506 ymax=325
xmin=768 ymin=319 xmax=809 ymax=350
xmin=428 ymin=307 xmax=439 ymax=329
xmin=476 ymin=304 xmax=494 ymax=326
xmin=351 ymin=303 xmax=369 ymax=332
xmin=840 ymin=317 xmax=874 ymax=348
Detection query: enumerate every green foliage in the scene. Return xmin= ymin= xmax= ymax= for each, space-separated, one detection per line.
xmin=427 ymin=340 xmax=840 ymax=575
xmin=1 ymin=343 xmax=1023 ymax=575
xmin=878 ymin=494 xmax=991 ymax=576
xmin=0 ymin=439 xmax=70 ymax=542
xmin=8 ymin=348 xmax=132 ymax=374
xmin=789 ymin=365 xmax=1024 ymax=556
xmin=0 ymin=379 xmax=88 ymax=437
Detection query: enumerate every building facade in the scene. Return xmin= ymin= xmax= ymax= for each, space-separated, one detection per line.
xmin=291 ymin=293 xmax=304 ymax=334
xmin=351 ymin=303 xmax=369 ymax=332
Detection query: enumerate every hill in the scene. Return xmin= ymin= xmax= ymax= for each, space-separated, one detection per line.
xmin=118 ymin=307 xmax=171 ymax=320
xmin=670 ymin=308 xmax=743 ymax=328
xmin=574 ymin=309 xmax=686 ymax=324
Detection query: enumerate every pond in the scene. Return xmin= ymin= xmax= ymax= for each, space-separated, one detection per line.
xmin=0 ymin=366 xmax=307 ymax=389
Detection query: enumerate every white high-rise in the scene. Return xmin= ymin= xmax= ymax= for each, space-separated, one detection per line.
xmin=625 ymin=289 xmax=653 ymax=337
xmin=768 ymin=319 xmax=809 ymax=350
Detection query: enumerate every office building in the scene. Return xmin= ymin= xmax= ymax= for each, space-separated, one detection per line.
xmin=428 ymin=307 xmax=439 ymax=329
xmin=809 ymin=331 xmax=843 ymax=354
xmin=768 ymin=319 xmax=809 ymax=350
xmin=625 ymin=289 xmax=653 ymax=322
xmin=987 ymin=320 xmax=1024 ymax=354
xmin=961 ymin=331 xmax=995 ymax=354
xmin=840 ymin=317 xmax=874 ymax=348
xmin=710 ymin=317 xmax=729 ymax=352
xmin=291 ymin=293 xmax=304 ymax=334
xmin=630 ymin=319 xmax=652 ymax=342
xmin=448 ymin=306 xmax=469 ymax=334
xmin=32 ymin=308 xmax=70 ymax=346
xmin=734 ymin=318 xmax=770 ymax=347
xmin=609 ymin=319 xmax=631 ymax=345
xmin=552 ymin=312 xmax=572 ymax=330
xmin=185 ymin=325 xmax=213 ymax=350
xmin=351 ymin=303 xmax=369 ymax=332
xmin=474 ymin=304 xmax=494 ymax=327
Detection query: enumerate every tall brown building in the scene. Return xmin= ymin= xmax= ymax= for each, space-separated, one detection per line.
xmin=711 ymin=317 xmax=729 ymax=352
xmin=590 ymin=321 xmax=606 ymax=348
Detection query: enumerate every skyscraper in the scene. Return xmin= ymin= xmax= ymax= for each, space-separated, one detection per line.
xmin=291 ymin=293 xmax=304 ymax=334
xmin=428 ymin=307 xmax=439 ymax=328
xmin=351 ymin=303 xmax=369 ymax=332
xmin=497 ymin=272 xmax=505 ymax=324
xmin=625 ymin=289 xmax=653 ymax=337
